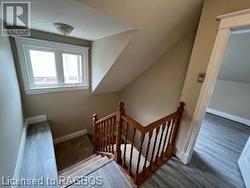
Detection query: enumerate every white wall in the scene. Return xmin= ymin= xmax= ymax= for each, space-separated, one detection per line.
xmin=121 ymin=33 xmax=195 ymax=124
xmin=92 ymin=30 xmax=134 ymax=91
xmin=208 ymin=80 xmax=250 ymax=124
xmin=121 ymin=32 xmax=196 ymax=154
xmin=0 ymin=36 xmax=24 ymax=179
xmin=83 ymin=0 xmax=203 ymax=94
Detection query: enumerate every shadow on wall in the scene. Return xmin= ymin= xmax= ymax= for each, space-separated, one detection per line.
xmin=0 ymin=36 xmax=24 ymax=179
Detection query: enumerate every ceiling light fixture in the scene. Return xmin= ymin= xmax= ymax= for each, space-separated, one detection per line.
xmin=54 ymin=22 xmax=74 ymax=35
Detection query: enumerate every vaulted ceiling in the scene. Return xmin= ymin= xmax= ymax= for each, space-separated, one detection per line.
xmin=29 ymin=0 xmax=134 ymax=40
xmin=27 ymin=0 xmax=203 ymax=94
xmin=79 ymin=0 xmax=203 ymax=93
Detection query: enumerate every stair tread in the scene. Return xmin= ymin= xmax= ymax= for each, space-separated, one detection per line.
xmin=67 ymin=156 xmax=110 ymax=178
xmin=58 ymin=154 xmax=99 ymax=175
xmin=59 ymin=156 xmax=112 ymax=188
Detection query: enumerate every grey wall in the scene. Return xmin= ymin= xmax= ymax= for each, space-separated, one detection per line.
xmin=218 ymin=32 xmax=250 ymax=84
xmin=208 ymin=80 xmax=250 ymax=121
xmin=0 ymin=36 xmax=24 ymax=179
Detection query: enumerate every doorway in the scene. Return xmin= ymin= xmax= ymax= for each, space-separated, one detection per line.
xmin=186 ymin=10 xmax=250 ymax=187
xmin=194 ymin=29 xmax=250 ymax=188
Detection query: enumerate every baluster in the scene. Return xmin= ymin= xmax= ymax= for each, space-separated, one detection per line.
xmin=106 ymin=120 xmax=109 ymax=152
xmin=98 ymin=123 xmax=101 ymax=151
xmin=108 ymin=119 xmax=111 ymax=152
xmin=99 ymin=123 xmax=102 ymax=151
xmin=150 ymin=127 xmax=160 ymax=169
xmin=122 ymin=122 xmax=129 ymax=168
xmin=106 ymin=119 xmax=109 ymax=152
xmin=110 ymin=118 xmax=112 ymax=151
xmin=106 ymin=120 xmax=108 ymax=152
xmin=165 ymin=118 xmax=175 ymax=157
xmin=135 ymin=132 xmax=145 ymax=184
xmin=102 ymin=122 xmax=105 ymax=152
xmin=155 ymin=123 xmax=166 ymax=165
xmin=92 ymin=114 xmax=98 ymax=152
xmin=104 ymin=120 xmax=107 ymax=152
xmin=143 ymin=131 xmax=153 ymax=171
xmin=115 ymin=102 xmax=125 ymax=164
xmin=161 ymin=120 xmax=170 ymax=160
xmin=128 ymin=127 xmax=136 ymax=176
xmin=111 ymin=117 xmax=115 ymax=153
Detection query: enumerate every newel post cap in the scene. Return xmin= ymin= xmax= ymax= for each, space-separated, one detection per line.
xmin=92 ymin=114 xmax=98 ymax=122
xmin=179 ymin=102 xmax=185 ymax=108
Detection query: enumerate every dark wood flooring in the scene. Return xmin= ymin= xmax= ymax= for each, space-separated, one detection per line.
xmin=55 ymin=135 xmax=93 ymax=171
xmin=142 ymin=113 xmax=250 ymax=188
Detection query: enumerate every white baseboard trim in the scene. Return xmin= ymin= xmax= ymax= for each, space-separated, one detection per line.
xmin=26 ymin=115 xmax=47 ymax=125
xmin=13 ymin=121 xmax=28 ymax=181
xmin=181 ymin=152 xmax=192 ymax=165
xmin=175 ymin=148 xmax=191 ymax=165
xmin=54 ymin=129 xmax=88 ymax=144
xmin=206 ymin=108 xmax=250 ymax=126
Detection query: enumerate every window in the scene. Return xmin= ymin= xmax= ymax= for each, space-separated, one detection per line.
xmin=15 ymin=38 xmax=89 ymax=94
xmin=29 ymin=50 xmax=57 ymax=85
xmin=62 ymin=53 xmax=82 ymax=84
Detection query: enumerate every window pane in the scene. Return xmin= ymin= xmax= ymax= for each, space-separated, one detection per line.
xmin=62 ymin=53 xmax=83 ymax=84
xmin=29 ymin=50 xmax=57 ymax=85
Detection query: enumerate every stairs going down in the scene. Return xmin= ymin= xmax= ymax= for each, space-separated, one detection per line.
xmin=58 ymin=154 xmax=112 ymax=188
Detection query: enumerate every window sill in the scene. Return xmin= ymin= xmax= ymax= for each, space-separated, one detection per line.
xmin=25 ymin=85 xmax=89 ymax=95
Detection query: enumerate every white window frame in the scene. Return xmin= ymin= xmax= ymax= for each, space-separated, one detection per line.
xmin=15 ymin=37 xmax=89 ymax=94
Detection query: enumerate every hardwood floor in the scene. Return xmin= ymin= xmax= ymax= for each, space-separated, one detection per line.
xmin=55 ymin=135 xmax=94 ymax=171
xmin=142 ymin=113 xmax=250 ymax=188
xmin=20 ymin=121 xmax=59 ymax=187
xmin=68 ymin=161 xmax=133 ymax=188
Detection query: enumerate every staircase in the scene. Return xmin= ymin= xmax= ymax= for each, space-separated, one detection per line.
xmin=92 ymin=102 xmax=185 ymax=186
xmin=57 ymin=102 xmax=184 ymax=187
xmin=58 ymin=154 xmax=112 ymax=187
xmin=58 ymin=153 xmax=134 ymax=188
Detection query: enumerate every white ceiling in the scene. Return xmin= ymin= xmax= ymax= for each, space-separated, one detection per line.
xmin=25 ymin=0 xmax=203 ymax=93
xmin=79 ymin=0 xmax=203 ymax=93
xmin=219 ymin=31 xmax=250 ymax=84
xmin=29 ymin=0 xmax=134 ymax=40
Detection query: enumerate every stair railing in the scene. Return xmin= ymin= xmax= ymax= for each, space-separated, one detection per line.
xmin=92 ymin=102 xmax=185 ymax=185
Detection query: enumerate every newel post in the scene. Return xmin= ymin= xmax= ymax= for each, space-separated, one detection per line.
xmin=115 ymin=102 xmax=125 ymax=164
xmin=167 ymin=102 xmax=185 ymax=157
xmin=92 ymin=114 xmax=98 ymax=152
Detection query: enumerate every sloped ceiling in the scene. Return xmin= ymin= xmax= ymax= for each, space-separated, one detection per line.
xmin=219 ymin=31 xmax=250 ymax=84
xmin=24 ymin=0 xmax=203 ymax=94
xmin=92 ymin=30 xmax=135 ymax=90
xmin=79 ymin=0 xmax=203 ymax=93
xmin=29 ymin=0 xmax=134 ymax=40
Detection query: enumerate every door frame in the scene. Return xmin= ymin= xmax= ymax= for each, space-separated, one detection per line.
xmin=183 ymin=8 xmax=250 ymax=164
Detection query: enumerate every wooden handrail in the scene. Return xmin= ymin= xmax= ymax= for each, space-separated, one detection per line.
xmin=144 ymin=112 xmax=177 ymax=132
xmin=121 ymin=115 xmax=146 ymax=132
xmin=92 ymin=101 xmax=185 ymax=185
xmin=121 ymin=112 xmax=177 ymax=134
xmin=95 ymin=112 xmax=116 ymax=124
